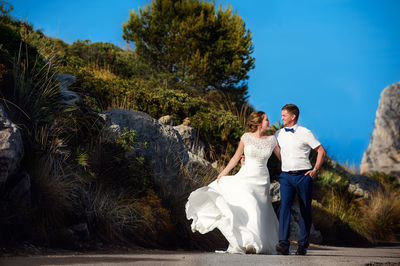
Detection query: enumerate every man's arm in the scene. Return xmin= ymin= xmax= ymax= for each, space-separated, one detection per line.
xmin=305 ymin=145 xmax=326 ymax=179
xmin=273 ymin=144 xmax=281 ymax=161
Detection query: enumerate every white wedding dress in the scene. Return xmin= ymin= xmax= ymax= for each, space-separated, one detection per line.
xmin=185 ymin=133 xmax=279 ymax=254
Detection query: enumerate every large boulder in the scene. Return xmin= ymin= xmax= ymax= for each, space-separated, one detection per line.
xmin=173 ymin=124 xmax=206 ymax=159
xmin=0 ymin=103 xmax=24 ymax=184
xmin=330 ymin=160 xmax=381 ymax=198
xmin=100 ymin=109 xmax=190 ymax=191
xmin=186 ymin=151 xmax=218 ymax=181
xmin=101 ymin=109 xmax=218 ymax=195
xmin=348 ymin=174 xmax=381 ymax=198
xmin=361 ymin=82 xmax=400 ymax=178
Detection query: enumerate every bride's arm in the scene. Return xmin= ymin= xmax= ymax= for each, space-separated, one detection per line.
xmin=217 ymin=140 xmax=245 ymax=182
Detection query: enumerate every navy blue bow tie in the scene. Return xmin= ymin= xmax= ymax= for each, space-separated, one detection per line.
xmin=284 ymin=128 xmax=295 ymax=133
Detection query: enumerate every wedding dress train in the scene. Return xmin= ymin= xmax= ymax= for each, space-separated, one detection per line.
xmin=185 ymin=133 xmax=279 ymax=254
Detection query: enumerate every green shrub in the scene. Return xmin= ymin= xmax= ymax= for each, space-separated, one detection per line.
xmin=190 ymin=108 xmax=244 ymax=162
xmin=317 ymin=170 xmax=349 ymax=190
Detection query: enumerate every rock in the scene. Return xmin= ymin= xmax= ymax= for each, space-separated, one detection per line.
xmin=187 ymin=152 xmax=212 ymax=168
xmin=68 ymin=222 xmax=89 ymax=240
xmin=270 ymin=181 xmax=281 ymax=203
xmin=54 ymin=73 xmax=76 ymax=89
xmin=186 ymin=152 xmax=219 ymax=180
xmin=348 ymin=174 xmax=381 ymax=198
xmin=328 ymin=160 xmax=349 ymax=176
xmin=0 ymin=103 xmax=24 ymax=184
xmin=9 ymin=172 xmax=31 ymax=209
xmin=100 ymin=109 xmax=189 ymax=191
xmin=288 ymin=197 xmax=323 ymax=244
xmin=211 ymin=161 xmax=219 ymax=169
xmin=361 ymin=82 xmax=400 ymax=178
xmin=173 ymin=124 xmax=206 ymax=158
xmin=309 ymin=224 xmax=323 ymax=244
xmin=329 ymin=160 xmax=381 ymax=198
xmin=60 ymin=222 xmax=90 ymax=249
xmin=54 ymin=74 xmax=81 ymax=105
xmin=158 ymin=115 xmax=176 ymax=126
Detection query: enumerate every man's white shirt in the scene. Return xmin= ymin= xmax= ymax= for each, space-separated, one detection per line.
xmin=274 ymin=124 xmax=321 ymax=172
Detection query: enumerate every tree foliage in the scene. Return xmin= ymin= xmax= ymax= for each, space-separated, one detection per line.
xmin=122 ymin=0 xmax=255 ymax=104
xmin=64 ymin=40 xmax=150 ymax=78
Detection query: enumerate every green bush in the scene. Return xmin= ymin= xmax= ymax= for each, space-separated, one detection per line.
xmin=191 ymin=108 xmax=244 ymax=161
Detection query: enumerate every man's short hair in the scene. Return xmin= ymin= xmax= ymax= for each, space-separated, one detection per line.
xmin=282 ymin=104 xmax=300 ymax=122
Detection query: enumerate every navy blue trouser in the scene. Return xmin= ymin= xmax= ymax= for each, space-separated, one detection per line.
xmin=278 ymin=171 xmax=314 ymax=248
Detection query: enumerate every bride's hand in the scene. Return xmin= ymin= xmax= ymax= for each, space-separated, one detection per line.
xmin=217 ymin=173 xmax=224 ymax=182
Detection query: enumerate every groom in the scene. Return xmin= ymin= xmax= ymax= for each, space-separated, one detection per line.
xmin=274 ymin=104 xmax=326 ymax=255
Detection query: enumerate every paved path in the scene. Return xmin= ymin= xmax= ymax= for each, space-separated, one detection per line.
xmin=1 ymin=245 xmax=400 ymax=266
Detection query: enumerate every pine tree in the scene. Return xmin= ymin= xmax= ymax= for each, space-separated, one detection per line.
xmin=122 ymin=0 xmax=255 ymax=104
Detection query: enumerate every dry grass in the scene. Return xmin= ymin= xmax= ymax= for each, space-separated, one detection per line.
xmin=360 ymin=186 xmax=400 ymax=242
xmin=30 ymin=154 xmax=81 ymax=242
xmin=133 ymin=189 xmax=177 ymax=247
xmin=10 ymin=44 xmax=61 ymax=128
xmin=110 ymin=95 xmax=137 ymax=111
xmin=86 ymin=63 xmax=117 ymax=80
xmin=85 ymin=184 xmax=142 ymax=244
xmin=342 ymin=160 xmax=357 ymax=175
xmin=33 ymin=124 xmax=67 ymax=155
xmin=314 ymin=168 xmax=400 ymax=244
xmin=324 ymin=189 xmax=361 ymax=228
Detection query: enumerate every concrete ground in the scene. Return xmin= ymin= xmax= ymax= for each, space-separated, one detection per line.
xmin=1 ymin=244 xmax=400 ymax=266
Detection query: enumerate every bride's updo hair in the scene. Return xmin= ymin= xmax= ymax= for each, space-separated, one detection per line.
xmin=246 ymin=111 xmax=265 ymax=133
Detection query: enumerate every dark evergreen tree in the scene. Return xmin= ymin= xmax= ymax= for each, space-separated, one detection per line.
xmin=122 ymin=0 xmax=255 ymax=104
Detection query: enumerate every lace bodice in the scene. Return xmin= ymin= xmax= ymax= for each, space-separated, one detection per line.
xmin=241 ymin=133 xmax=277 ymax=163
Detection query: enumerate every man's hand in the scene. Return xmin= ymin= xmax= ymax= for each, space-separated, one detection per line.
xmin=306 ymin=145 xmax=326 ymax=179
xmin=240 ymin=155 xmax=245 ymax=166
xmin=305 ymin=169 xmax=318 ymax=179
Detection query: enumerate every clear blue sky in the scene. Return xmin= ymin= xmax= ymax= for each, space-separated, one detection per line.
xmin=10 ymin=0 xmax=400 ymax=169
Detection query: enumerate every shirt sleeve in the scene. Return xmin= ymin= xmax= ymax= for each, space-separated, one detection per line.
xmin=304 ymin=129 xmax=321 ymax=149
xmin=273 ymin=135 xmax=278 ymax=148
xmin=274 ymin=130 xmax=281 ymax=145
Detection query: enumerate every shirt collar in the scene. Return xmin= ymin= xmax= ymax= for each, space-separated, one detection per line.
xmin=285 ymin=124 xmax=299 ymax=131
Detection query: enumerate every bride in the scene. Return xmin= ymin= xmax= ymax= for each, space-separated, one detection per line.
xmin=185 ymin=111 xmax=280 ymax=254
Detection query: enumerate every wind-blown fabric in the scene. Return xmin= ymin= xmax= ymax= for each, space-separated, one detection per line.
xmin=185 ymin=133 xmax=279 ymax=254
